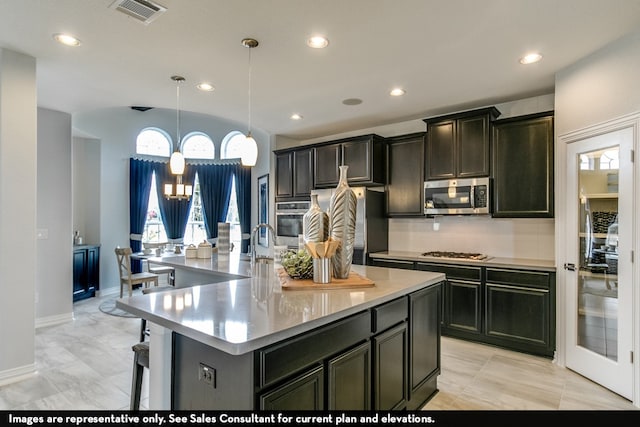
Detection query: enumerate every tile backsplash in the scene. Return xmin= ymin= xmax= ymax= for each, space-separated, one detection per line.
xmin=388 ymin=216 xmax=555 ymax=260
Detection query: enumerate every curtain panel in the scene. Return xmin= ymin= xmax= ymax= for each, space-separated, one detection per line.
xmin=129 ymin=158 xmax=155 ymax=273
xmin=235 ymin=165 xmax=252 ymax=253
xmin=195 ymin=163 xmax=235 ymax=242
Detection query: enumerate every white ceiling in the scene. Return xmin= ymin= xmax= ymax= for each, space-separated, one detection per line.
xmin=1 ymin=0 xmax=640 ymax=140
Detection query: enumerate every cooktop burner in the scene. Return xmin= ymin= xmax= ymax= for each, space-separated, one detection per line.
xmin=420 ymin=251 xmax=489 ymax=261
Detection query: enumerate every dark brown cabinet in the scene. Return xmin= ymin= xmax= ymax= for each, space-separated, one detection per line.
xmin=73 ymin=244 xmax=100 ymax=302
xmin=386 ymin=132 xmax=426 ymax=216
xmin=492 ymin=112 xmax=554 ymax=218
xmin=313 ymin=134 xmax=386 ymax=188
xmin=260 ymin=365 xmax=324 ymax=410
xmin=274 ymin=148 xmax=313 ymax=200
xmin=328 ymin=342 xmax=371 ymax=410
xmin=424 ymin=107 xmax=500 ymax=180
xmin=373 ymin=322 xmax=408 ymax=410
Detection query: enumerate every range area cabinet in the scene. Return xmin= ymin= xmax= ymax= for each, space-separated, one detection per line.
xmin=423 ymin=107 xmax=500 ymax=180
xmin=73 ymin=244 xmax=100 ymax=302
xmin=386 ymin=132 xmax=426 ymax=216
xmin=172 ymin=283 xmax=443 ymax=410
xmin=274 ymin=148 xmax=313 ymax=201
xmin=369 ymin=257 xmax=555 ymax=357
xmin=313 ymin=134 xmax=387 ymax=188
xmin=492 ymin=112 xmax=554 ymax=218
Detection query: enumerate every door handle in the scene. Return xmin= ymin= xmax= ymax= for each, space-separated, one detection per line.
xmin=564 ymin=263 xmax=576 ymax=271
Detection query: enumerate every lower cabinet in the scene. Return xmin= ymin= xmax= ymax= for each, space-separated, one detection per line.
xmin=73 ymin=245 xmax=100 ymax=302
xmin=260 ymin=365 xmax=324 ymax=410
xmin=172 ymin=283 xmax=443 ymax=410
xmin=375 ymin=257 xmax=556 ymax=357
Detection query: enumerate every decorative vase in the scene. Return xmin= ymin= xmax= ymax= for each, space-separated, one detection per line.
xmin=329 ymin=165 xmax=357 ymax=279
xmin=303 ymin=194 xmax=329 ymax=244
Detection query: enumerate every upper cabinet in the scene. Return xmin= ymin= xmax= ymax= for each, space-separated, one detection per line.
xmin=423 ymin=107 xmax=500 ymax=180
xmin=386 ymin=132 xmax=426 ymax=217
xmin=275 ymin=148 xmax=314 ymax=201
xmin=314 ymin=134 xmax=386 ymax=188
xmin=492 ymin=112 xmax=554 ymax=218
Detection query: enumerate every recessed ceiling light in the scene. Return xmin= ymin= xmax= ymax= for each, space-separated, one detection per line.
xmin=342 ymin=98 xmax=363 ymax=106
xmin=53 ymin=33 xmax=81 ymax=47
xmin=519 ymin=52 xmax=542 ymax=64
xmin=197 ymin=82 xmax=215 ymax=92
xmin=390 ymin=88 xmax=406 ymax=97
xmin=290 ymin=113 xmax=303 ymax=120
xmin=307 ymin=35 xmax=329 ymax=49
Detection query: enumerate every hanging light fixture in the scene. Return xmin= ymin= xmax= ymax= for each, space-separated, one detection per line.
xmin=164 ymin=75 xmax=192 ymax=200
xmin=240 ymin=38 xmax=259 ymax=167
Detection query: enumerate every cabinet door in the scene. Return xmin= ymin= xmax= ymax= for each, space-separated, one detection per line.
xmin=458 ymin=114 xmax=491 ymax=178
xmin=386 ymin=133 xmax=425 ymax=216
xmin=369 ymin=258 xmax=415 ymax=270
xmin=275 ymin=152 xmax=293 ymax=199
xmin=492 ymin=113 xmax=554 ymax=217
xmin=373 ymin=322 xmax=408 ymax=410
xmin=446 ymin=279 xmax=482 ymax=334
xmin=328 ymin=342 xmax=371 ymax=410
xmin=425 ymin=120 xmax=455 ymax=180
xmin=260 ymin=365 xmax=324 ymax=410
xmin=407 ymin=284 xmax=441 ymax=410
xmin=72 ymin=249 xmax=87 ymax=297
xmin=293 ymin=148 xmax=313 ymax=198
xmin=314 ymin=144 xmax=341 ymax=187
xmin=87 ymin=246 xmax=100 ymax=291
xmin=342 ymin=139 xmax=371 ymax=183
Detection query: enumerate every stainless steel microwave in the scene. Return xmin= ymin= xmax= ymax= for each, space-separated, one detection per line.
xmin=275 ymin=201 xmax=309 ymax=247
xmin=424 ymin=177 xmax=490 ymax=215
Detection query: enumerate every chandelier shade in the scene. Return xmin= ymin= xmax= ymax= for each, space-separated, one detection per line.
xmin=165 ymin=75 xmax=190 ymax=200
xmin=241 ymin=38 xmax=259 ymax=167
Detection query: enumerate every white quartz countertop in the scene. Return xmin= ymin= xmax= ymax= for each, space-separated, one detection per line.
xmin=370 ymin=250 xmax=556 ymax=271
xmin=117 ymin=257 xmax=445 ymax=355
xmin=144 ymin=252 xmax=254 ymax=279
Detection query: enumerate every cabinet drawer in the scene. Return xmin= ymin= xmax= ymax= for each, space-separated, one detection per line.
xmin=257 ymin=311 xmax=371 ymax=388
xmin=416 ymin=262 xmax=482 ymax=281
xmin=372 ymin=297 xmax=408 ymax=333
xmin=370 ymin=259 xmax=415 ymax=270
xmin=486 ymin=268 xmax=550 ymax=289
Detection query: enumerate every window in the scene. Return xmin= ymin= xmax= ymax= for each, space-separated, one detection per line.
xmin=182 ymin=132 xmax=215 ymax=160
xmin=221 ymin=131 xmax=246 ymax=160
xmin=136 ymin=128 xmax=172 ymax=156
xmin=184 ymin=174 xmax=207 ymax=245
xmin=142 ymin=173 xmax=167 ymax=243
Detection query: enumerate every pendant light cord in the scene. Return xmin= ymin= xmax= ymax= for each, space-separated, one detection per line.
xmin=247 ymin=45 xmax=252 ymax=135
xmin=176 ymin=80 xmax=181 ymax=151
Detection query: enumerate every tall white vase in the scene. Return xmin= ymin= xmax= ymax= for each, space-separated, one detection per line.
xmin=329 ymin=165 xmax=357 ymax=279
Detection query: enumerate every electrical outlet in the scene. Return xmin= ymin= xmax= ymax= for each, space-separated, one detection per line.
xmin=198 ymin=363 xmax=215 ymax=387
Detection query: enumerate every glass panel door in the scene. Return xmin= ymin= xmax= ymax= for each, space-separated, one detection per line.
xmin=565 ymin=126 xmax=633 ymax=400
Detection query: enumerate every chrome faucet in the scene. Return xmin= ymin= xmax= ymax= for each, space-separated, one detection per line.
xmin=250 ymin=223 xmax=276 ymax=265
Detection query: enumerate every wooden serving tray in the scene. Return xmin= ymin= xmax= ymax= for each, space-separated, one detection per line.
xmin=277 ymin=268 xmax=375 ymax=290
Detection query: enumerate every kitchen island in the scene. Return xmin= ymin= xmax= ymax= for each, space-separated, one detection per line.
xmin=117 ymin=253 xmax=444 ymax=410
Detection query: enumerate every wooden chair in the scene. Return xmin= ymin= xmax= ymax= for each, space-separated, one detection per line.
xmin=115 ymin=247 xmax=159 ymax=297
xmin=148 ymin=265 xmax=175 ymax=286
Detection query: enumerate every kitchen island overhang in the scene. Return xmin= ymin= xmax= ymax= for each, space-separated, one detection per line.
xmin=117 ymin=257 xmax=444 ymax=410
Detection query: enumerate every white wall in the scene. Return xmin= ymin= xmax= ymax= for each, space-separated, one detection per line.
xmin=0 ymin=48 xmax=37 ymax=384
xmin=73 ymin=107 xmax=270 ymax=295
xmin=73 ymin=136 xmax=101 ymax=245
xmin=36 ymin=108 xmax=73 ymax=323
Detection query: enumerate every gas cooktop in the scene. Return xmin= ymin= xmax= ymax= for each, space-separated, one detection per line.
xmin=420 ymin=251 xmax=490 ymax=261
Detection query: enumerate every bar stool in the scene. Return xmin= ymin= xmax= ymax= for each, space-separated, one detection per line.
xmin=130 ymin=286 xmax=172 ymax=410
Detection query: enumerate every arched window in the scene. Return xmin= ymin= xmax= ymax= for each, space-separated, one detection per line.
xmin=182 ymin=132 xmax=215 ymax=160
xmin=136 ymin=128 xmax=172 ymax=157
xmin=220 ymin=131 xmax=246 ymax=160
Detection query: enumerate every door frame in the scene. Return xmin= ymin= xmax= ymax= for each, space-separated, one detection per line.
xmin=556 ymin=111 xmax=640 ymax=407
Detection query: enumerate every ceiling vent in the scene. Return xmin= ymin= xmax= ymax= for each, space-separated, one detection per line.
xmin=109 ymin=0 xmax=167 ymax=25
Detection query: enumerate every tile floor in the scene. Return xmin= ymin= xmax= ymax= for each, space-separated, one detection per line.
xmin=0 ymin=293 xmax=637 ymax=411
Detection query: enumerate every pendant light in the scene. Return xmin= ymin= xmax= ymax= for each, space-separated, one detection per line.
xmin=241 ymin=38 xmax=259 ymax=167
xmin=164 ymin=75 xmax=192 ymax=200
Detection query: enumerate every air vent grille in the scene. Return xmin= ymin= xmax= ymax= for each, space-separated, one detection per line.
xmin=109 ymin=0 xmax=166 ymax=25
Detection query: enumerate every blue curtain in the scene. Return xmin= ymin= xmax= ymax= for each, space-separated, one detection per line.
xmin=129 ymin=158 xmax=155 ymax=273
xmin=153 ymin=162 xmax=196 ymax=241
xmin=196 ymin=164 xmax=235 ymax=242
xmin=235 ymin=165 xmax=252 ymax=253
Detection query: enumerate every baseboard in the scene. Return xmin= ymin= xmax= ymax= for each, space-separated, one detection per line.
xmin=35 ymin=312 xmax=74 ymax=329
xmin=0 ymin=363 xmax=36 ymax=387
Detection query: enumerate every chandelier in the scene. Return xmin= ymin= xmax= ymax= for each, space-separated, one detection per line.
xmin=240 ymin=38 xmax=259 ymax=167
xmin=164 ymin=75 xmax=192 ymax=200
